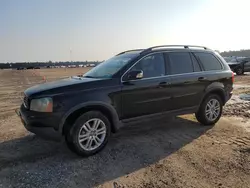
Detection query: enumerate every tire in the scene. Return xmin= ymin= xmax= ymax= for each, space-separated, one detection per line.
xmin=235 ymin=67 xmax=244 ymax=75
xmin=195 ymin=94 xmax=223 ymax=125
xmin=65 ymin=111 xmax=111 ymax=157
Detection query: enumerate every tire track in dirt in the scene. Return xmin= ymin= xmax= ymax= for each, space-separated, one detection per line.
xmin=204 ymin=133 xmax=250 ymax=148
xmin=99 ymin=119 xmax=250 ymax=188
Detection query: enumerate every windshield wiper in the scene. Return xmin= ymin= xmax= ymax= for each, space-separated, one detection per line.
xmin=84 ymin=75 xmax=96 ymax=78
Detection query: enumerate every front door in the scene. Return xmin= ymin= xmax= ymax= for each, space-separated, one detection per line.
xmin=121 ymin=53 xmax=172 ymax=119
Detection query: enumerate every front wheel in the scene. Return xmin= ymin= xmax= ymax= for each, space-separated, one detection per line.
xmin=66 ymin=111 xmax=111 ymax=156
xmin=235 ymin=67 xmax=244 ymax=75
xmin=195 ymin=94 xmax=223 ymax=125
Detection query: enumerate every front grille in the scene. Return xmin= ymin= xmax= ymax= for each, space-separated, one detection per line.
xmin=23 ymin=95 xmax=29 ymax=109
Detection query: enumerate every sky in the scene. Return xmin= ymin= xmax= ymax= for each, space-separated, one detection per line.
xmin=1 ymin=0 xmax=250 ymax=62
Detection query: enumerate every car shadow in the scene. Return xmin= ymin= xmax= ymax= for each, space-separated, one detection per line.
xmin=0 ymin=115 xmax=212 ymax=188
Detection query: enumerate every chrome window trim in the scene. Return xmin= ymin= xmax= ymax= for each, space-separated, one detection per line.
xmin=121 ymin=50 xmax=224 ymax=83
xmin=123 ymin=70 xmax=222 ymax=83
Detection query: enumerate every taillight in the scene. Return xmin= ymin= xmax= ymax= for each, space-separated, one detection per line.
xmin=232 ymin=71 xmax=234 ymax=83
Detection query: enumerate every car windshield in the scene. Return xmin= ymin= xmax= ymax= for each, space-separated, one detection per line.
xmin=224 ymin=57 xmax=237 ymax=62
xmin=83 ymin=52 xmax=139 ymax=78
xmin=223 ymin=57 xmax=231 ymax=62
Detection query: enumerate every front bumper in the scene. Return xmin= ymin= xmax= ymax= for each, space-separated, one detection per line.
xmin=16 ymin=105 xmax=62 ymax=141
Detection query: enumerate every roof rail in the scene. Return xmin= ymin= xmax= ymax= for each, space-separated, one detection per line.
xmin=141 ymin=45 xmax=210 ymax=54
xmin=116 ymin=49 xmax=144 ymax=56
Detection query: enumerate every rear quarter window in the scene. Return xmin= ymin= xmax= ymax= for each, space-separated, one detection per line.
xmin=194 ymin=52 xmax=223 ymax=71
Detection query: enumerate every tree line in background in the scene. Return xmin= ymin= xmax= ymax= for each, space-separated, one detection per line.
xmin=0 ymin=61 xmax=101 ymax=69
xmin=1 ymin=49 xmax=250 ymax=69
xmin=220 ymin=49 xmax=250 ymax=57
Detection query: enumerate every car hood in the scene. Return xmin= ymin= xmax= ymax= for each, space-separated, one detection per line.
xmin=227 ymin=62 xmax=240 ymax=65
xmin=25 ymin=76 xmax=106 ymax=97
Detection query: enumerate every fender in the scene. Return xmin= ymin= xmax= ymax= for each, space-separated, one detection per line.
xmin=199 ymin=82 xmax=226 ymax=106
xmin=58 ymin=101 xmax=121 ymax=134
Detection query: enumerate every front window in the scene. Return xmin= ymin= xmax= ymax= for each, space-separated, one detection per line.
xmin=84 ymin=53 xmax=139 ymax=78
xmin=130 ymin=53 xmax=165 ymax=78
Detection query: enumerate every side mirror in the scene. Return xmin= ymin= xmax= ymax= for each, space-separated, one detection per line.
xmin=127 ymin=70 xmax=143 ymax=80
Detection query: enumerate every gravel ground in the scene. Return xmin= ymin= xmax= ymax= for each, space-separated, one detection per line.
xmin=0 ymin=70 xmax=249 ymax=188
xmin=223 ymin=94 xmax=250 ymax=118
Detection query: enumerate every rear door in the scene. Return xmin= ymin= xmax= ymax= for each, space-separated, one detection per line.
xmin=194 ymin=52 xmax=225 ymax=94
xmin=164 ymin=52 xmax=205 ymax=110
xmin=121 ymin=53 xmax=172 ymax=119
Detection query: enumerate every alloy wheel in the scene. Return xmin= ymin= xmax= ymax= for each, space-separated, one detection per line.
xmin=78 ymin=118 xmax=107 ymax=151
xmin=205 ymin=98 xmax=220 ymax=121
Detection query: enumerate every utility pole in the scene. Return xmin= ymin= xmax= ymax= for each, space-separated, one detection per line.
xmin=70 ymin=48 xmax=72 ymax=62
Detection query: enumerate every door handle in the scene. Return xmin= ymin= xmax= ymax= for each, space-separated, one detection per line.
xmin=198 ymin=77 xmax=207 ymax=81
xmin=158 ymin=82 xmax=166 ymax=88
xmin=158 ymin=82 xmax=171 ymax=88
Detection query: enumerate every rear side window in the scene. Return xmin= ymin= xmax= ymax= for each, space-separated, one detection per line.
xmin=167 ymin=52 xmax=193 ymax=74
xmin=194 ymin=52 xmax=222 ymax=71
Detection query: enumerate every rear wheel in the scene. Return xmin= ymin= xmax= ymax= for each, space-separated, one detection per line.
xmin=235 ymin=67 xmax=244 ymax=75
xmin=195 ymin=94 xmax=223 ymax=125
xmin=65 ymin=111 xmax=111 ymax=156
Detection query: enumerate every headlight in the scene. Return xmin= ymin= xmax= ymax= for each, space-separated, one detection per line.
xmin=30 ymin=97 xmax=53 ymax=112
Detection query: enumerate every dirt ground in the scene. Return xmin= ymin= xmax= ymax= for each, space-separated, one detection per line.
xmin=0 ymin=69 xmax=249 ymax=188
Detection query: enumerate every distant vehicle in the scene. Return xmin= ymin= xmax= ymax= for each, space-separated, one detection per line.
xmin=17 ymin=45 xmax=233 ymax=156
xmin=34 ymin=67 xmax=40 ymax=69
xmin=224 ymin=56 xmax=250 ymax=75
xmin=85 ymin=63 xmax=96 ymax=67
xmin=27 ymin=66 xmax=34 ymax=69
xmin=17 ymin=67 xmax=27 ymax=70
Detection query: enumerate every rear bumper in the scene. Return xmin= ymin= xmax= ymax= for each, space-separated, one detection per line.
xmin=227 ymin=91 xmax=233 ymax=101
xmin=225 ymin=88 xmax=233 ymax=104
xmin=16 ymin=105 xmax=62 ymax=141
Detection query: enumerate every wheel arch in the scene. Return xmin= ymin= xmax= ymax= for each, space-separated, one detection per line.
xmin=200 ymin=87 xmax=226 ymax=107
xmin=59 ymin=102 xmax=121 ymax=135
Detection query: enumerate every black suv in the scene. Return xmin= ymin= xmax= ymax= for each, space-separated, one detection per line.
xmin=17 ymin=45 xmax=233 ymax=156
xmin=224 ymin=56 xmax=250 ymax=75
